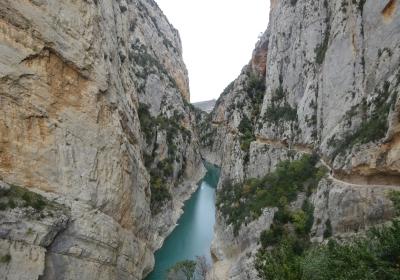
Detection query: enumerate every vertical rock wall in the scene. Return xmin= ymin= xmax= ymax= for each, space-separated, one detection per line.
xmin=0 ymin=0 xmax=203 ymax=279
xmin=205 ymin=0 xmax=400 ymax=279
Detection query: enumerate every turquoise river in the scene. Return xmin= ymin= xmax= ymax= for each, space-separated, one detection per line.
xmin=145 ymin=163 xmax=220 ymax=280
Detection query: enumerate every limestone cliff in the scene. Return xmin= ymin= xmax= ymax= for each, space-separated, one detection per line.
xmin=203 ymin=0 xmax=400 ymax=279
xmin=0 ymin=0 xmax=204 ymax=279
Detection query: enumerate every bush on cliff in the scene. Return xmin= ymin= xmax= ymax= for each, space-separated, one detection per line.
xmin=217 ymin=154 xmax=324 ymax=236
xmin=255 ymin=193 xmax=400 ymax=280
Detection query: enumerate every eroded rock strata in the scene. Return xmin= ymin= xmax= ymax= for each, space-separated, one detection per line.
xmin=0 ymin=0 xmax=204 ymax=279
xmin=202 ymin=0 xmax=400 ymax=279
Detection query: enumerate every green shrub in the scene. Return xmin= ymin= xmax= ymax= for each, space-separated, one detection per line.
xmin=292 ymin=210 xmax=308 ymax=235
xmin=138 ymin=103 xmax=195 ymax=214
xmin=217 ymin=154 xmax=325 ymax=236
xmin=0 ymin=254 xmax=11 ymax=263
xmin=265 ymin=103 xmax=297 ymax=123
xmin=8 ymin=198 xmax=16 ymax=209
xmin=247 ymin=73 xmax=266 ymax=118
xmin=323 ymin=219 xmax=332 ymax=239
xmin=138 ymin=103 xmax=156 ymax=144
xmin=32 ymin=198 xmax=46 ymax=211
xmin=22 ymin=192 xmax=32 ymax=204
xmin=0 ymin=185 xmax=49 ymax=212
xmin=238 ymin=115 xmax=255 ymax=159
xmin=260 ymin=224 xmax=285 ymax=248
xmin=167 ymin=260 xmax=196 ymax=280
xmin=0 ymin=203 xmax=6 ymax=211
xmin=256 ymin=220 xmax=400 ymax=280
xmin=315 ymin=28 xmax=330 ymax=65
xmin=302 ymin=199 xmax=315 ymax=234
xmin=389 ymin=191 xmax=400 ymax=216
xmin=150 ymin=174 xmax=171 ymax=215
xmin=256 ymin=237 xmax=303 ymax=280
xmin=264 ymin=86 xmax=297 ymax=124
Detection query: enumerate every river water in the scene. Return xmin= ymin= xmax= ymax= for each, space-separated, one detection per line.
xmin=145 ymin=163 xmax=220 ymax=280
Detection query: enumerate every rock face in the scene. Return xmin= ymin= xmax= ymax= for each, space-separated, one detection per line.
xmin=0 ymin=0 xmax=204 ymax=279
xmin=204 ymin=0 xmax=400 ymax=279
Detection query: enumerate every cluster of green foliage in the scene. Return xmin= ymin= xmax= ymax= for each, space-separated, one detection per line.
xmin=167 ymin=260 xmax=196 ymax=280
xmin=266 ymin=103 xmax=298 ymax=123
xmin=148 ymin=158 xmax=173 ymax=208
xmin=389 ymin=191 xmax=400 ymax=216
xmin=329 ymin=81 xmax=398 ymax=158
xmin=0 ymin=185 xmax=48 ymax=211
xmin=217 ymin=155 xmax=326 ymax=236
xmin=138 ymin=103 xmax=156 ymax=144
xmin=166 ymin=256 xmax=210 ymax=280
xmin=138 ymin=103 xmax=192 ymax=214
xmin=247 ymin=73 xmax=266 ymax=118
xmin=256 ymin=220 xmax=400 ymax=280
xmin=255 ymin=187 xmax=400 ymax=280
xmin=260 ymin=198 xmax=315 ymax=249
xmin=323 ymin=219 xmax=332 ymax=239
xmin=0 ymin=254 xmax=11 ymax=263
xmin=265 ymin=86 xmax=297 ymax=124
xmin=315 ymin=27 xmax=330 ymax=65
xmin=138 ymin=103 xmax=191 ymax=146
xmin=238 ymin=116 xmax=255 ymax=162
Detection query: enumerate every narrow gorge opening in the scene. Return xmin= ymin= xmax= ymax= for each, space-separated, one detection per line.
xmin=145 ymin=163 xmax=220 ymax=279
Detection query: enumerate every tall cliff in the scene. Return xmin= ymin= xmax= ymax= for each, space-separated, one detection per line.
xmin=202 ymin=0 xmax=400 ymax=279
xmin=0 ymin=0 xmax=204 ymax=279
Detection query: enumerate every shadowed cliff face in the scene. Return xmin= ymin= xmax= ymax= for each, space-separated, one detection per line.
xmin=202 ymin=0 xmax=400 ymax=279
xmin=0 ymin=0 xmax=203 ymax=279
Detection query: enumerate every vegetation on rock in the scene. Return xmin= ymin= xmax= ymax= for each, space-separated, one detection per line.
xmin=166 ymin=256 xmax=210 ymax=280
xmin=255 ymin=185 xmax=400 ymax=280
xmin=138 ymin=103 xmax=193 ymax=214
xmin=167 ymin=260 xmax=196 ymax=280
xmin=237 ymin=72 xmax=266 ymax=162
xmin=315 ymin=10 xmax=331 ymax=65
xmin=264 ymin=86 xmax=297 ymax=124
xmin=256 ymin=220 xmax=400 ymax=280
xmin=329 ymin=81 xmax=398 ymax=158
xmin=238 ymin=115 xmax=255 ymax=162
xmin=0 ymin=185 xmax=50 ymax=212
xmin=217 ymin=154 xmax=326 ymax=236
xmin=0 ymin=254 xmax=11 ymax=263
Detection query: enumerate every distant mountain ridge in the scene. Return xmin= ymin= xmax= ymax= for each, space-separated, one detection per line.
xmin=192 ymin=99 xmax=216 ymax=113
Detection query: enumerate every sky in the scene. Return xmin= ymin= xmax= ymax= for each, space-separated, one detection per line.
xmin=155 ymin=0 xmax=270 ymax=103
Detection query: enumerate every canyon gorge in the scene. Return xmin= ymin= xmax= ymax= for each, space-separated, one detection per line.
xmin=0 ymin=0 xmax=399 ymax=279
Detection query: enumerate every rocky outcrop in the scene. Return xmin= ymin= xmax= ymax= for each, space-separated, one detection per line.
xmin=205 ymin=0 xmax=400 ymax=279
xmin=311 ymin=178 xmax=397 ymax=242
xmin=0 ymin=0 xmax=203 ymax=279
